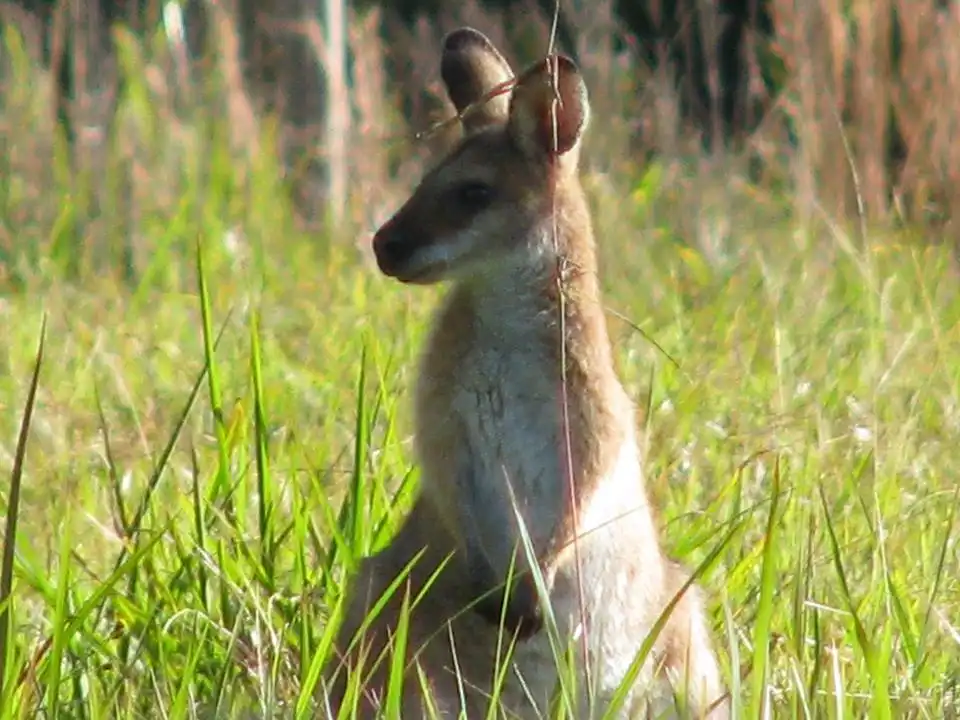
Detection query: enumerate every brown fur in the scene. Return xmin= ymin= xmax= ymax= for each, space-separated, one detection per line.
xmin=320 ymin=27 xmax=730 ymax=719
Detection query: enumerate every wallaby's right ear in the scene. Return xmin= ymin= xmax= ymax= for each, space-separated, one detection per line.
xmin=441 ymin=28 xmax=514 ymax=134
xmin=507 ymin=55 xmax=589 ymax=160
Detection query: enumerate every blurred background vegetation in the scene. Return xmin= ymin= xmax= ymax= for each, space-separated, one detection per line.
xmin=0 ymin=0 xmax=957 ymax=289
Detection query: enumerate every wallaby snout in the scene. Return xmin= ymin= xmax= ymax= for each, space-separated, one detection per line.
xmin=371 ymin=209 xmax=430 ymax=283
xmin=371 ymin=223 xmax=411 ymax=278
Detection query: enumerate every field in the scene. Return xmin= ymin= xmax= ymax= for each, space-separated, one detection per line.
xmin=2 ymin=15 xmax=960 ymax=720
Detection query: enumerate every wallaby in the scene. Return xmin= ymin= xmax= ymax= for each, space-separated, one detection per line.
xmin=320 ymin=27 xmax=730 ymax=720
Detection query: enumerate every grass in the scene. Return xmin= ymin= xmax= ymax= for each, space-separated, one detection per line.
xmin=2 ymin=48 xmax=960 ymax=720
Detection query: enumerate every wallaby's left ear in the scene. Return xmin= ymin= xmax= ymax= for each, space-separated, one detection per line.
xmin=507 ymin=54 xmax=589 ymax=159
xmin=441 ymin=27 xmax=515 ymax=134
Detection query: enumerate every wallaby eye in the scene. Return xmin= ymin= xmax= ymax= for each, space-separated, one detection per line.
xmin=455 ymin=181 xmax=495 ymax=210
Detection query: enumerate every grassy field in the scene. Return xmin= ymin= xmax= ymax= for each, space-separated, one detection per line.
xmin=2 ymin=57 xmax=960 ymax=720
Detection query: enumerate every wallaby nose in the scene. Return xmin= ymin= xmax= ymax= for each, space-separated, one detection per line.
xmin=372 ymin=228 xmax=414 ymax=274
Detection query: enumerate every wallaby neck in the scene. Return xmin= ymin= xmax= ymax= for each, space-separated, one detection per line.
xmin=461 ymin=213 xmax=609 ymax=358
xmin=444 ymin=211 xmax=645 ymax=560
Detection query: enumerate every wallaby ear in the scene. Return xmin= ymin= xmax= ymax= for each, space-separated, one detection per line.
xmin=507 ymin=55 xmax=589 ymax=159
xmin=441 ymin=27 xmax=514 ymax=134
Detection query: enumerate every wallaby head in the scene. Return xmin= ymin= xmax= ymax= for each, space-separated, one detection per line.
xmin=373 ymin=27 xmax=591 ymax=286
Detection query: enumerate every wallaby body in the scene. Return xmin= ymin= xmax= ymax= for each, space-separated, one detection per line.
xmin=322 ymin=28 xmax=729 ymax=719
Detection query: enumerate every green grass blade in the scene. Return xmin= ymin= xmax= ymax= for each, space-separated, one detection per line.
xmin=189 ymin=445 xmax=210 ymax=615
xmin=45 ymin=505 xmax=73 ymax=720
xmin=249 ymin=307 xmax=275 ymax=588
xmin=170 ymin=621 xmax=210 ymax=719
xmin=818 ymin=482 xmax=885 ymax=716
xmin=749 ymin=454 xmax=783 ymax=718
xmin=383 ymin=587 xmax=412 ymax=716
xmin=914 ymin=478 xmax=960 ymax=682
xmin=0 ymin=313 xmax=45 ymax=708
xmin=195 ymin=234 xmax=232 ymax=513
xmin=348 ymin=343 xmax=370 ymax=559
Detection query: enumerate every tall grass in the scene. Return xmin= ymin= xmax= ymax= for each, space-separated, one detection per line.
xmin=0 ymin=5 xmax=958 ymax=718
